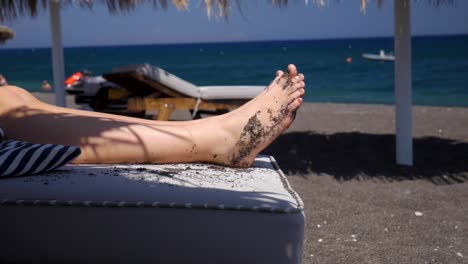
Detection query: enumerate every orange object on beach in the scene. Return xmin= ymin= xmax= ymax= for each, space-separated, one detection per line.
xmin=346 ymin=57 xmax=352 ymax=63
xmin=65 ymin=72 xmax=83 ymax=86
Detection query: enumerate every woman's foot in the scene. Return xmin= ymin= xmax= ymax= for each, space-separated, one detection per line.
xmin=209 ymin=64 xmax=305 ymax=167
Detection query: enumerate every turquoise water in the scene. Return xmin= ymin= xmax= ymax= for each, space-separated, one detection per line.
xmin=1 ymin=35 xmax=467 ymax=106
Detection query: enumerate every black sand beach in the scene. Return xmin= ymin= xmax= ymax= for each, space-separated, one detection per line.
xmin=35 ymin=94 xmax=468 ymax=263
xmin=264 ymin=103 xmax=468 ymax=264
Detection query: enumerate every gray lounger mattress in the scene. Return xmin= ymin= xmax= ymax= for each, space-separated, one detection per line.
xmin=0 ymin=156 xmax=304 ymax=264
xmin=107 ymin=64 xmax=265 ymax=100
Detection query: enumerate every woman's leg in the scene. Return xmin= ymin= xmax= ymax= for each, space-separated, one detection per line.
xmin=0 ymin=65 xmax=305 ymax=167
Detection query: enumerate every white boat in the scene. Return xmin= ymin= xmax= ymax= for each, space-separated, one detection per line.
xmin=362 ymin=50 xmax=395 ymax=61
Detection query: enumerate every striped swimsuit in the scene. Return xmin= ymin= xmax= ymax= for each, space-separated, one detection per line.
xmin=0 ymin=127 xmax=81 ymax=177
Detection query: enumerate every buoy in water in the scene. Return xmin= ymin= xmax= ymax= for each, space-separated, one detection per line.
xmin=346 ymin=57 xmax=352 ymax=63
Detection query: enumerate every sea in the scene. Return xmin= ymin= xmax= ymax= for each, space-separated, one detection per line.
xmin=1 ymin=35 xmax=467 ymax=107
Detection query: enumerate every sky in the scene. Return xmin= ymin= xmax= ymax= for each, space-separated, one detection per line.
xmin=1 ymin=0 xmax=468 ymax=48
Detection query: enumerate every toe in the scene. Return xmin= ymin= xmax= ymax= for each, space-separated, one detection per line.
xmin=275 ymin=72 xmax=288 ymax=86
xmin=287 ymin=64 xmax=298 ymax=78
xmin=291 ymin=75 xmax=300 ymax=83
xmin=269 ymin=70 xmax=285 ymax=87
xmin=288 ymin=81 xmax=305 ymax=94
xmin=274 ymin=65 xmax=298 ymax=87
xmin=289 ymin=88 xmax=305 ymax=101
xmin=288 ymin=98 xmax=303 ymax=112
xmin=291 ymin=74 xmax=303 ymax=84
xmin=292 ymin=73 xmax=304 ymax=83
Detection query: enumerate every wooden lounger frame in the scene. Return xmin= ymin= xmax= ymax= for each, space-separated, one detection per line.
xmin=127 ymin=97 xmax=247 ymax=121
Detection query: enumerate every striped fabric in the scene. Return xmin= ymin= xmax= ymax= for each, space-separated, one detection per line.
xmin=0 ymin=127 xmax=81 ymax=178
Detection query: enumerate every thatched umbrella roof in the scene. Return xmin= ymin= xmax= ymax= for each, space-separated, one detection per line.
xmin=0 ymin=25 xmax=14 ymax=43
xmin=0 ymin=0 xmax=456 ymax=21
xmin=0 ymin=0 xmax=367 ymax=21
xmin=0 ymin=0 xmax=455 ymax=22
xmin=0 ymin=0 xmax=232 ymax=21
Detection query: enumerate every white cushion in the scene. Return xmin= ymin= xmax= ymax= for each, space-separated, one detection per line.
xmin=198 ymin=85 xmax=265 ymax=100
xmin=0 ymin=156 xmax=304 ymax=264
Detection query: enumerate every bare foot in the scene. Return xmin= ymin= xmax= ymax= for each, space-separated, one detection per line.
xmin=212 ymin=64 xmax=305 ymax=167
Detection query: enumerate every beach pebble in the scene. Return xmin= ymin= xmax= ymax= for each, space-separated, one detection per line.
xmin=351 ymin=239 xmax=357 ymax=242
xmin=310 ymin=254 xmax=314 ymax=257
xmin=318 ymin=239 xmax=323 ymax=242
xmin=384 ymin=228 xmax=389 ymax=232
xmin=317 ymin=224 xmax=321 ymax=228
xmin=457 ymin=252 xmax=463 ymax=258
xmin=351 ymin=234 xmax=357 ymax=238
xmin=414 ymin=211 xmax=424 ymax=216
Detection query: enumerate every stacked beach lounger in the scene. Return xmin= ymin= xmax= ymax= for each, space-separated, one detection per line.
xmin=103 ymin=64 xmax=265 ymax=120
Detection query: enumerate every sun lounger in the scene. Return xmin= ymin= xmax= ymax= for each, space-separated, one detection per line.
xmin=103 ymin=64 xmax=265 ymax=120
xmin=0 ymin=156 xmax=304 ymax=264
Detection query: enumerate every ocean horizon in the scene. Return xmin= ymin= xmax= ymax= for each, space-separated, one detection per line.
xmin=2 ymin=33 xmax=465 ymax=50
xmin=1 ymin=34 xmax=467 ymax=107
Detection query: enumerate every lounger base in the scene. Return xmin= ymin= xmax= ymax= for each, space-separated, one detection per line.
xmin=0 ymin=156 xmax=304 ymax=264
xmin=1 ymin=207 xmax=304 ymax=264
